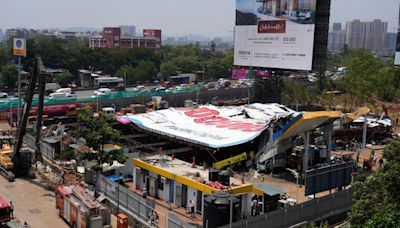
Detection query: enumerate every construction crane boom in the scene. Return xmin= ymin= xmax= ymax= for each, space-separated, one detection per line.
xmin=213 ymin=152 xmax=249 ymax=170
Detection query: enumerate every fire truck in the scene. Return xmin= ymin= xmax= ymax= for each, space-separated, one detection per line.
xmin=0 ymin=197 xmax=11 ymax=225
xmin=56 ymin=185 xmax=107 ymax=228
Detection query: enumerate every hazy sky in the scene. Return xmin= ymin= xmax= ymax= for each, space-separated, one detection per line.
xmin=0 ymin=0 xmax=399 ymax=37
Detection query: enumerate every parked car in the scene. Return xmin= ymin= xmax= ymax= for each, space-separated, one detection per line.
xmin=93 ymin=88 xmax=112 ymax=97
xmin=0 ymin=91 xmax=8 ymax=98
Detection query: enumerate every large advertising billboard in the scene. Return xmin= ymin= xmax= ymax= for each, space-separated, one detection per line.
xmin=395 ymin=5 xmax=400 ymax=65
xmin=234 ymin=0 xmax=317 ymax=71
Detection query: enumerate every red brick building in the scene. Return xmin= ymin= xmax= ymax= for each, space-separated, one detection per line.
xmin=89 ymin=27 xmax=162 ymax=50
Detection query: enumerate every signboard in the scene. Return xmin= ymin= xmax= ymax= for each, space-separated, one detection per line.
xmin=13 ymin=38 xmax=27 ymax=57
xmin=232 ymin=69 xmax=248 ymax=79
xmin=116 ymin=104 xmax=297 ymax=148
xmin=305 ymin=161 xmax=353 ymax=196
xmin=234 ymin=0 xmax=317 ymax=71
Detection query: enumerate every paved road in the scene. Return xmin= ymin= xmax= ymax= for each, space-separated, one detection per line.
xmin=0 ymin=176 xmax=68 ymax=228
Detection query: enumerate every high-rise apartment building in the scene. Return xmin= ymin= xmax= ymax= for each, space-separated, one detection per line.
xmin=345 ymin=19 xmax=388 ymax=52
xmin=345 ymin=20 xmax=365 ymax=49
xmin=332 ymin=23 xmax=342 ymax=32
xmin=364 ymin=20 xmax=388 ymax=52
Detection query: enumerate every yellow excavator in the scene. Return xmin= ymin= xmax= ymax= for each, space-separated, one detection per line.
xmin=0 ymin=144 xmax=14 ymax=170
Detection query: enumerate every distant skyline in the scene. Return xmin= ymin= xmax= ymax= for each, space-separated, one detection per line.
xmin=0 ymin=0 xmax=399 ymax=37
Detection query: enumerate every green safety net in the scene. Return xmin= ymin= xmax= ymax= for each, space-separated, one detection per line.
xmin=0 ymin=86 xmax=201 ymax=109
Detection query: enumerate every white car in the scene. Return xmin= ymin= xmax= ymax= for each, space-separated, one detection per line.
xmin=49 ymin=92 xmax=77 ymax=99
xmin=56 ymin=88 xmax=72 ymax=94
xmin=0 ymin=92 xmax=8 ymax=98
xmin=93 ymin=88 xmax=112 ymax=97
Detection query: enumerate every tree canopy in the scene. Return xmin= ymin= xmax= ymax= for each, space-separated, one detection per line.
xmin=0 ymin=64 xmax=18 ymax=88
xmin=348 ymin=140 xmax=400 ymax=227
xmin=0 ymin=36 xmax=234 ymax=89
xmin=75 ymin=110 xmax=127 ymax=171
xmin=55 ymin=71 xmax=74 ymax=87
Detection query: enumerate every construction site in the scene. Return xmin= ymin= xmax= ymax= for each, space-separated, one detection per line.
xmin=1 ymin=0 xmax=399 ymax=227
xmin=0 ymin=55 xmax=398 ymax=228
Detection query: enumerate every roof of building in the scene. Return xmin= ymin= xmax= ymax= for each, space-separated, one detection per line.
xmin=253 ymin=183 xmax=287 ymax=196
xmin=134 ymin=155 xmax=253 ymax=195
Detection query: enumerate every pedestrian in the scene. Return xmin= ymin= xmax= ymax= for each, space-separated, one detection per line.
xmin=188 ymin=200 xmax=195 ymax=218
xmin=9 ymin=201 xmax=14 ymax=218
xmin=142 ymin=188 xmax=148 ymax=198
xmin=379 ymin=158 xmax=384 ymax=168
xmin=372 ymin=154 xmax=377 ymax=165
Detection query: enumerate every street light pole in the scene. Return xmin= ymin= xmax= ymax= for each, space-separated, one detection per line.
xmin=202 ymin=65 xmax=205 ymax=82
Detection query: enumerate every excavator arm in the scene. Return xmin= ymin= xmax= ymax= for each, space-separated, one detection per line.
xmin=11 ymin=56 xmax=46 ymax=177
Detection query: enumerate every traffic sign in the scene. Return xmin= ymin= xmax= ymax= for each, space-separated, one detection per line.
xmin=13 ymin=38 xmax=26 ymax=57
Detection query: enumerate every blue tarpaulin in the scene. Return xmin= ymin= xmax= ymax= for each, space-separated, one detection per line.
xmin=107 ymin=175 xmax=124 ymax=182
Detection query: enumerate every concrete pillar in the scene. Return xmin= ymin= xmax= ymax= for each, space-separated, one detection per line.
xmin=303 ymin=131 xmax=310 ymax=172
xmin=324 ymin=124 xmax=333 ymax=163
xmin=362 ymin=115 xmax=367 ymax=149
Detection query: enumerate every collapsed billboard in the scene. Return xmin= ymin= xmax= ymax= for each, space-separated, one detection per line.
xmin=117 ymin=104 xmax=297 ymax=148
xmin=234 ymin=0 xmax=317 ymax=71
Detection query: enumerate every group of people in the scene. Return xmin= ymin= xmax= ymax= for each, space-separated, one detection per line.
xmin=362 ymin=150 xmax=384 ymax=171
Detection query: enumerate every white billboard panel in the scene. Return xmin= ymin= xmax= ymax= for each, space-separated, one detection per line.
xmin=234 ymin=0 xmax=317 ymax=71
xmin=116 ymin=104 xmax=297 ymax=148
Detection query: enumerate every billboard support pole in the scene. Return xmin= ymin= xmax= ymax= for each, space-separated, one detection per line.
xmin=17 ymin=56 xmax=21 ymax=126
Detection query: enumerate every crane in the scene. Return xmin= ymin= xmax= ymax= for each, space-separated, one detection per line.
xmin=0 ymin=56 xmax=46 ymax=181
xmin=213 ymin=152 xmax=254 ymax=173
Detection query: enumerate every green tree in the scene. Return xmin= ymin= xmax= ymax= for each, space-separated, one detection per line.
xmin=160 ymin=61 xmax=179 ymax=80
xmin=133 ymin=60 xmax=158 ymax=82
xmin=116 ymin=65 xmax=136 ymax=84
xmin=283 ymin=81 xmax=313 ymax=106
xmin=75 ymin=110 xmax=127 ymax=171
xmin=55 ymin=71 xmax=74 ymax=87
xmin=348 ymin=140 xmax=400 ymax=227
xmin=0 ymin=64 xmax=18 ymax=88
xmin=0 ymin=44 xmax=11 ymax=72
xmin=171 ymin=55 xmax=200 ymax=73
